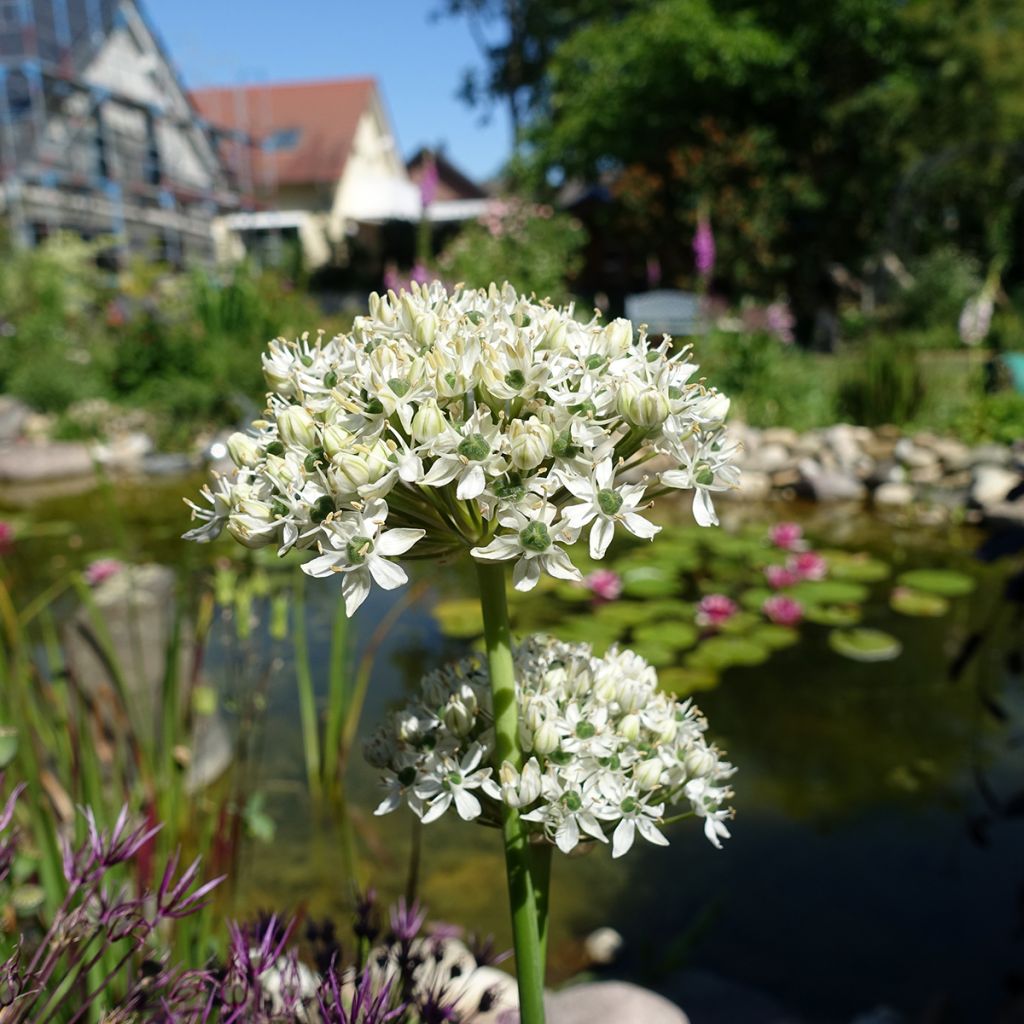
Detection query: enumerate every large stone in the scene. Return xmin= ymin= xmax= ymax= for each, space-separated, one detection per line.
xmin=62 ymin=564 xmax=231 ymax=793
xmin=798 ymin=458 xmax=866 ymax=502
xmin=91 ymin=431 xmax=154 ymax=473
xmin=734 ymin=471 xmax=771 ymax=500
xmin=759 ymin=427 xmax=799 ymax=448
xmin=546 ymin=982 xmax=689 ymax=1024
xmin=0 ymin=441 xmax=94 ymax=482
xmin=0 ymin=396 xmax=31 ymax=442
xmin=969 ymin=443 xmax=1012 ymax=468
xmin=743 ymin=442 xmax=792 ymax=474
xmin=893 ymin=438 xmax=938 ymax=470
xmin=874 ymin=481 xmax=916 ymax=507
xmin=971 ymin=465 xmax=1020 ymax=507
xmin=928 ymin=437 xmax=971 ymax=471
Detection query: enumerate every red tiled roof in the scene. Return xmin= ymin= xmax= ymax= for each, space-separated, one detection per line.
xmin=190 ymin=77 xmax=377 ymax=190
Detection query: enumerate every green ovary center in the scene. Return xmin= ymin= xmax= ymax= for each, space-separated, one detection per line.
xmin=457 ymin=433 xmax=490 ymax=461
xmin=519 ymin=522 xmax=551 ymax=553
xmin=597 ymin=488 xmax=623 ymax=515
xmin=346 ymin=536 xmax=373 ymax=563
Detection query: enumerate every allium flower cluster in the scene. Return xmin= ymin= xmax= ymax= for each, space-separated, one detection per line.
xmin=184 ymin=282 xmax=737 ymax=614
xmin=365 ymin=638 xmax=735 ymax=857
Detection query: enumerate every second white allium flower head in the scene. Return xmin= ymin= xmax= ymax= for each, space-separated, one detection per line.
xmin=184 ymin=282 xmax=738 ymax=614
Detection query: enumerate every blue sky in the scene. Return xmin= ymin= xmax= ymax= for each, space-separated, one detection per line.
xmin=145 ymin=0 xmax=511 ymax=182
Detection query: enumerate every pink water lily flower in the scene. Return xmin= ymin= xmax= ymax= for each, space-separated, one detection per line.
xmin=762 ymin=594 xmax=803 ymax=626
xmin=696 ymin=594 xmax=738 ymax=630
xmin=769 ymin=522 xmax=803 ymax=551
xmin=586 ymin=569 xmax=623 ymax=603
xmin=764 ymin=564 xmax=797 ymax=589
xmin=789 ymin=551 xmax=827 ymax=581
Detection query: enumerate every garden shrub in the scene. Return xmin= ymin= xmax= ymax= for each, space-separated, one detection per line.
xmin=838 ymin=335 xmax=925 ymax=425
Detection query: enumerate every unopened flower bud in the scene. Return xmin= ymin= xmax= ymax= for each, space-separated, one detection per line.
xmin=603 ymin=318 xmax=633 ymax=355
xmin=532 ymin=720 xmax=560 ymax=755
xmin=322 ymin=424 xmax=352 ymax=458
xmin=329 ymin=452 xmax=371 ymax=496
xmin=227 ymin=432 xmax=261 ymax=468
xmin=702 ymin=392 xmax=730 ymax=423
xmin=508 ymin=418 xmax=553 ymax=471
xmin=411 ymin=400 xmax=447 ymax=443
xmin=635 ymin=758 xmax=664 ymax=791
xmin=365 ymin=439 xmax=393 ymax=482
xmin=685 ymin=747 xmax=716 ymax=778
xmin=619 ymin=713 xmax=641 ymax=741
xmin=277 ymin=406 xmax=317 ymax=449
xmin=628 ymin=387 xmax=670 ymax=428
xmin=500 ymin=758 xmax=542 ymax=807
xmin=226 ymin=500 xmax=275 ymax=549
xmin=414 ymin=310 xmax=438 ymax=347
xmin=443 ymin=696 xmax=474 ymax=737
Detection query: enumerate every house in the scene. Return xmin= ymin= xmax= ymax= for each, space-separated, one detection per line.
xmin=191 ymin=79 xmax=486 ymax=276
xmin=0 ymin=0 xmax=239 ymax=264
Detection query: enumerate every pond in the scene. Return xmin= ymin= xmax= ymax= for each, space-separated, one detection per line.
xmin=2 ymin=475 xmax=1022 ymax=1023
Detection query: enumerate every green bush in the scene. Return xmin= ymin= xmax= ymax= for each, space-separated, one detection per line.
xmin=950 ymin=391 xmax=1024 ymax=446
xmin=437 ymin=197 xmax=587 ymax=303
xmin=838 ymin=335 xmax=925 ymax=425
xmin=894 ymin=245 xmax=982 ymax=331
xmin=693 ymin=330 xmax=839 ymax=430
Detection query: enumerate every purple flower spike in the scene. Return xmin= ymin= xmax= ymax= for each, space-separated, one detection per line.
xmin=389 ymin=896 xmax=427 ymax=943
xmin=693 ymin=213 xmax=715 ymax=278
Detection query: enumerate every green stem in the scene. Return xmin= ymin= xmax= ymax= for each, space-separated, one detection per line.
xmin=531 ymin=841 xmax=553 ymax=969
xmin=292 ymin=573 xmax=322 ymax=803
xmin=475 ymin=561 xmax=546 ymax=1024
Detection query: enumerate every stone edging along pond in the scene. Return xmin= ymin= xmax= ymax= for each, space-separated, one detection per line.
xmin=717 ymin=422 xmax=1024 ymax=526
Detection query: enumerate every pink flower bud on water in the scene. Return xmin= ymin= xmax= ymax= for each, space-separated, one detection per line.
xmin=762 ymin=594 xmax=803 ymax=626
xmin=696 ymin=593 xmax=738 ymax=630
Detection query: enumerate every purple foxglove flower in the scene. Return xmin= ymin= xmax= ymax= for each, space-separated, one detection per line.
xmin=693 ymin=215 xmax=715 ymax=278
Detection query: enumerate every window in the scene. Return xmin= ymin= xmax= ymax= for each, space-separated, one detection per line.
xmin=262 ymin=127 xmax=301 ymax=153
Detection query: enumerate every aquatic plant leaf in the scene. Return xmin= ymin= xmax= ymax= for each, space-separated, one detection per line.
xmin=803 ymin=604 xmax=863 ymax=627
xmin=749 ymin=623 xmax=800 ymax=650
xmin=631 ymin=640 xmax=677 ymax=667
xmin=896 ymin=569 xmax=975 ymax=597
xmin=657 ymin=666 xmax=720 ymax=695
xmin=828 ymin=628 xmax=903 ymax=662
xmin=622 ymin=569 xmax=679 ymax=598
xmin=740 ymin=587 xmax=773 ymax=611
xmin=718 ymin=611 xmax=761 ymax=635
xmin=432 ymin=598 xmax=484 ymax=638
xmin=686 ymin=635 xmax=770 ymax=670
xmin=890 ymin=588 xmax=950 ymax=617
xmin=786 ymin=580 xmax=870 ymax=605
xmin=822 ymin=552 xmax=891 ymax=583
xmin=634 ymin=621 xmax=699 ymax=651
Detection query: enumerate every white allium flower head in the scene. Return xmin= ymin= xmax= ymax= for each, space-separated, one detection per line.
xmin=365 ymin=637 xmax=736 ymax=858
xmin=184 ymin=282 xmax=737 ymax=613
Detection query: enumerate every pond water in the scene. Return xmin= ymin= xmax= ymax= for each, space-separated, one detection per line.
xmin=3 ymin=476 xmax=1022 ymax=1023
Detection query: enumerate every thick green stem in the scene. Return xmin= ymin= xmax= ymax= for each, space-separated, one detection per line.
xmin=531 ymin=841 xmax=553 ymax=969
xmin=475 ymin=562 xmax=546 ymax=1024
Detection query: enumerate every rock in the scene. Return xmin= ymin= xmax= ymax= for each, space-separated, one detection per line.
xmin=759 ymin=427 xmax=799 ymax=448
xmin=546 ymin=982 xmax=689 ymax=1024
xmin=893 ymin=438 xmax=938 ymax=470
xmin=0 ymin=441 xmax=94 ymax=483
xmin=928 ymin=437 xmax=971 ymax=472
xmin=908 ymin=463 xmax=944 ymax=485
xmin=743 ymin=442 xmax=792 ymax=474
xmin=91 ymin=431 xmax=154 ymax=472
xmin=971 ymin=465 xmax=1020 ymax=506
xmin=981 ymin=500 xmax=1024 ymax=529
xmin=0 ymin=396 xmax=31 ymax=442
xmin=735 ymin=471 xmax=771 ymax=500
xmin=798 ymin=458 xmax=866 ymax=501
xmin=142 ymin=452 xmax=201 ymax=476
xmin=874 ymin=482 xmax=916 ymax=507
xmin=866 ymin=459 xmax=906 ymax=487
xmin=862 ymin=436 xmax=896 ymax=462
xmin=660 ymin=967 xmax=800 ymax=1024
xmin=62 ymin=564 xmax=231 ymax=793
xmin=969 ymin=443 xmax=1012 ymax=468
xmin=824 ymin=424 xmax=864 ymax=468
xmin=583 ymin=927 xmax=624 ymax=966
xmin=770 ymin=468 xmax=801 ymax=488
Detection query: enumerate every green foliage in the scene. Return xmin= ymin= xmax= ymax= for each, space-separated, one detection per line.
xmin=0 ymin=236 xmax=341 ymax=446
xmin=895 ymin=246 xmax=982 ymax=331
xmin=694 ymin=330 xmax=839 ymax=430
xmin=949 ymin=390 xmax=1024 ymax=445
xmin=838 ymin=335 xmax=925 ymax=425
xmin=437 ymin=198 xmax=587 ymax=302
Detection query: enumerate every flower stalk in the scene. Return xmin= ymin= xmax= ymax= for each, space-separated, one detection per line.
xmin=476 ymin=560 xmax=547 ymax=1024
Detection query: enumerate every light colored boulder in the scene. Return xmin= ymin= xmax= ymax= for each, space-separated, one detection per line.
xmin=971 ymin=464 xmax=1020 ymax=506
xmin=893 ymin=438 xmax=938 ymax=470
xmin=0 ymin=396 xmax=31 ymax=442
xmin=583 ymin=927 xmax=624 ymax=966
xmin=0 ymin=441 xmax=94 ymax=482
xmin=743 ymin=442 xmax=792 ymax=474
xmin=546 ymin=981 xmax=689 ymax=1024
xmin=969 ymin=443 xmax=1012 ymax=468
xmin=874 ymin=482 xmax=915 ymax=507
xmin=734 ymin=471 xmax=771 ymax=500
xmin=798 ymin=459 xmax=866 ymax=501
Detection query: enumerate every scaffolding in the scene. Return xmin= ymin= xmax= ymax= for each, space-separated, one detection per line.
xmin=0 ymin=0 xmax=251 ymax=265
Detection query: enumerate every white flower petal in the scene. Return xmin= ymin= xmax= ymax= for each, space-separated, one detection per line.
xmin=612 ymin=818 xmax=635 ymax=859
xmin=377 ymin=528 xmax=426 ymax=556
xmin=368 ymin=556 xmax=408 ymax=590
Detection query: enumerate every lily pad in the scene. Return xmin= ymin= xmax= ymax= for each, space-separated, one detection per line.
xmin=622 ymin=569 xmax=679 ymax=599
xmin=787 ymin=580 xmax=870 ymax=605
xmin=803 ymin=604 xmax=863 ymax=627
xmin=592 ymin=601 xmax=652 ymax=629
xmin=557 ymin=617 xmax=612 ymax=646
xmin=632 ymin=640 xmax=677 ymax=667
xmin=718 ymin=611 xmax=761 ymax=635
xmin=432 ymin=598 xmax=484 ymax=639
xmin=686 ymin=636 xmax=770 ymax=670
xmin=749 ymin=624 xmax=800 ymax=650
xmin=553 ymin=582 xmax=595 ymax=604
xmin=658 ymin=666 xmax=720 ymax=695
xmin=828 ymin=628 xmax=903 ymax=662
xmin=890 ymin=588 xmax=950 ymax=617
xmin=634 ymin=621 xmax=699 ymax=652
xmin=823 ymin=552 xmax=891 ymax=583
xmin=896 ymin=569 xmax=975 ymax=598
xmin=740 ymin=587 xmax=773 ymax=611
